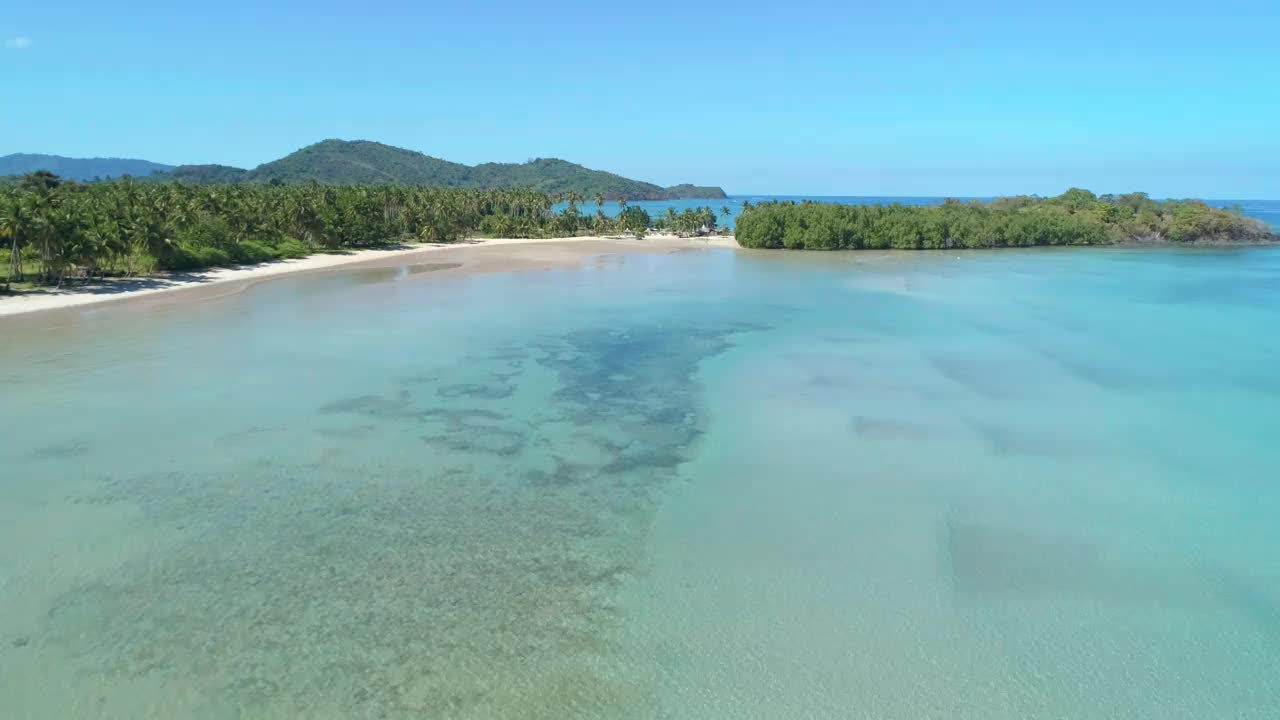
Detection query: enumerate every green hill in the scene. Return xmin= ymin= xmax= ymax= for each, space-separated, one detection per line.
xmin=245 ymin=140 xmax=471 ymax=186
xmin=0 ymin=153 xmax=173 ymax=181
xmin=165 ymin=164 xmax=249 ymax=183
xmin=158 ymin=140 xmax=726 ymax=200
xmin=465 ymin=157 xmax=707 ymax=200
xmin=6 ymin=140 xmax=728 ymax=200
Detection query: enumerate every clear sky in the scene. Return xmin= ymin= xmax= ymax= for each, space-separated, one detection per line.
xmin=3 ymin=0 xmax=1278 ymax=197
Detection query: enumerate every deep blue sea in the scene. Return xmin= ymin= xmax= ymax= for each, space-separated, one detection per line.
xmin=561 ymin=196 xmax=1280 ymax=231
xmin=3 ymin=231 xmax=1280 ymax=717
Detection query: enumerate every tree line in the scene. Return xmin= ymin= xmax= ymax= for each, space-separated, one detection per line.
xmin=0 ymin=171 xmax=728 ymax=290
xmin=734 ymin=190 xmax=1274 ymax=250
xmin=652 ymin=206 xmax=728 ymax=236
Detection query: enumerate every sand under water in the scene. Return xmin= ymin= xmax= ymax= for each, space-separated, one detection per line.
xmin=2 ymin=243 xmax=1279 ymax=718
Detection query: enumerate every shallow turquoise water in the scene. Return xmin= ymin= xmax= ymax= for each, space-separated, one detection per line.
xmin=2 ymin=246 xmax=1279 ymax=718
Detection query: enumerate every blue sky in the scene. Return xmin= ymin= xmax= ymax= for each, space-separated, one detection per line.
xmin=2 ymin=0 xmax=1278 ymax=197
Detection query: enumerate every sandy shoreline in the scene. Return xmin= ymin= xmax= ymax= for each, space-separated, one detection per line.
xmin=0 ymin=234 xmax=738 ymax=320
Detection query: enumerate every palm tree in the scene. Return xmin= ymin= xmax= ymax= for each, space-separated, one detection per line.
xmin=0 ymin=179 xmax=594 ymax=282
xmin=0 ymin=194 xmax=22 ymax=290
xmin=20 ymin=170 xmax=61 ymax=191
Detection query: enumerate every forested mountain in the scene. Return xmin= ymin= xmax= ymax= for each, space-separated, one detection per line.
xmin=225 ymin=140 xmax=726 ymax=200
xmin=241 ymin=140 xmax=470 ymax=186
xmin=462 ymin=157 xmax=724 ymax=200
xmin=164 ymin=164 xmax=250 ymax=183
xmin=0 ymin=154 xmax=174 ymax=181
xmin=4 ymin=140 xmax=725 ymax=200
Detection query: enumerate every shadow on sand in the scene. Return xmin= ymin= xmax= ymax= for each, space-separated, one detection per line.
xmin=5 ymin=243 xmax=440 ymax=299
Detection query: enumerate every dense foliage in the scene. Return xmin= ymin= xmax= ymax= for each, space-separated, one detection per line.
xmin=0 ymin=174 xmax=722 ymax=289
xmin=464 ymin=158 xmax=725 ymax=200
xmin=651 ymin=206 xmax=724 ymax=236
xmin=164 ymin=164 xmax=251 ymax=184
xmin=735 ymin=190 xmax=1274 ymax=250
xmin=131 ymin=140 xmax=727 ymax=201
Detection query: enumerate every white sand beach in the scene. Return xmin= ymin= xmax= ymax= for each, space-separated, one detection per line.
xmin=0 ymin=234 xmax=738 ymax=319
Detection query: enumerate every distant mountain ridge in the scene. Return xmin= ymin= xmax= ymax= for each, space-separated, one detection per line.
xmin=0 ymin=140 xmax=727 ymax=200
xmin=0 ymin=153 xmax=174 ymax=181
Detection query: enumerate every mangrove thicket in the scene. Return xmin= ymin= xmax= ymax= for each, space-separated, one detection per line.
xmin=734 ymin=190 xmax=1274 ymax=250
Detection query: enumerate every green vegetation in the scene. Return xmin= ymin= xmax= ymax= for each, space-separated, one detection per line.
xmin=0 ymin=173 xmax=725 ymax=290
xmin=4 ymin=141 xmax=727 ymax=201
xmin=735 ymin=190 xmax=1274 ymax=250
xmin=466 ymin=158 xmax=725 ymax=200
xmin=0 ymin=153 xmax=174 ymax=181
xmin=652 ymin=206 xmax=721 ymax=237
xmin=234 ymin=140 xmax=469 ymax=187
xmin=164 ymin=164 xmax=250 ymax=183
xmin=117 ymin=140 xmax=725 ymax=201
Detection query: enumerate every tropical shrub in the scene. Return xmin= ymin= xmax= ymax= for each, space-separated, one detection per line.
xmin=735 ymin=191 xmax=1272 ymax=250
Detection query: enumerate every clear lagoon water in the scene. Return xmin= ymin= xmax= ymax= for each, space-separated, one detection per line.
xmin=3 ymin=245 xmax=1280 ymax=718
xmin=564 ymin=196 xmax=1280 ymax=231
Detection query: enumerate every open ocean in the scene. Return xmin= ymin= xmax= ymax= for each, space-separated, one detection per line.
xmin=2 ymin=231 xmax=1279 ymax=717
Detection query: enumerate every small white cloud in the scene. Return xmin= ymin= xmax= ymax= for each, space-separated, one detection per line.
xmin=4 ymin=37 xmax=33 ymax=50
